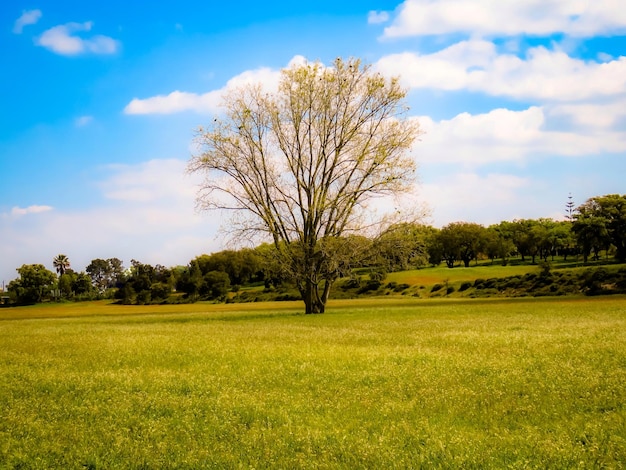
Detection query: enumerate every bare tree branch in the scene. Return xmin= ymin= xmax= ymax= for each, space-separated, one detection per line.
xmin=188 ymin=57 xmax=421 ymax=313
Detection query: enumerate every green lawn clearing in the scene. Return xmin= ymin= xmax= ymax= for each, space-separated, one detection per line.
xmin=1 ymin=297 xmax=625 ymax=468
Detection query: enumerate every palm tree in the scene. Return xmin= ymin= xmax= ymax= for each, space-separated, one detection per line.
xmin=53 ymin=254 xmax=71 ymax=276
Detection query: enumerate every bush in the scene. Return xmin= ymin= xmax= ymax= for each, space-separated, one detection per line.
xmin=136 ymin=290 xmax=151 ymax=305
xmin=275 ymin=293 xmax=301 ymax=301
xmin=431 ymin=283 xmax=443 ymax=293
xmin=538 ymin=260 xmax=552 ymax=276
xmin=357 ymin=280 xmax=382 ymax=294
xmin=340 ymin=277 xmax=361 ymax=290
xmin=459 ymin=281 xmax=472 ymax=292
xmin=150 ymin=283 xmax=171 ymax=302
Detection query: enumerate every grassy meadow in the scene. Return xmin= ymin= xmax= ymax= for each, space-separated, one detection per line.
xmin=1 ymin=297 xmax=626 ymax=468
xmin=386 ymin=263 xmax=542 ymax=285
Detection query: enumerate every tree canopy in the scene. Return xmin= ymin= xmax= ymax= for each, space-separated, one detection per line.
xmin=7 ymin=264 xmax=56 ymax=304
xmin=189 ymin=57 xmax=420 ymax=313
xmin=573 ymin=194 xmax=626 ymax=262
xmin=53 ymin=254 xmax=70 ymax=276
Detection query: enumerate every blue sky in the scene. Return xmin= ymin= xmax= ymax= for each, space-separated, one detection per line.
xmin=2 ymin=0 xmax=625 ymax=283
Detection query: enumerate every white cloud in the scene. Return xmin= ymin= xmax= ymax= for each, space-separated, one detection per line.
xmin=0 ymin=159 xmax=222 ymax=282
xmin=13 ymin=9 xmax=42 ymax=34
xmin=368 ymin=11 xmax=390 ymax=24
xmin=376 ymin=39 xmax=626 ymax=101
xmin=549 ymin=98 xmax=626 ymax=129
xmin=37 ymin=22 xmax=119 ymax=56
xmin=100 ymin=159 xmax=196 ymax=203
xmin=75 ymin=115 xmax=93 ymax=127
xmin=124 ymin=90 xmax=223 ymax=115
xmin=420 ymin=172 xmax=530 ymax=226
xmin=10 ymin=205 xmax=54 ymax=216
xmin=124 ymin=55 xmax=307 ymax=115
xmin=383 ymin=0 xmax=626 ymax=39
xmin=414 ymin=104 xmax=626 ymax=168
xmin=416 ymin=107 xmax=544 ymax=165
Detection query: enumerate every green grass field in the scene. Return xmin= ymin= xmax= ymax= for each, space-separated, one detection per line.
xmin=385 ymin=261 xmax=622 ymax=286
xmin=386 ymin=263 xmax=539 ymax=286
xmin=1 ymin=297 xmax=625 ymax=468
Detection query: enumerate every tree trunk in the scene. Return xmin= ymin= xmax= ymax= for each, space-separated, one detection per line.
xmin=302 ymin=277 xmax=325 ymax=314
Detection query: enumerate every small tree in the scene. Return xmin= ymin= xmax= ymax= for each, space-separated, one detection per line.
xmin=72 ymin=272 xmax=94 ymax=297
xmin=53 ymin=254 xmax=71 ymax=276
xmin=58 ymin=271 xmax=75 ymax=298
xmin=565 ymin=194 xmax=575 ymax=221
xmin=177 ymin=260 xmax=204 ymax=302
xmin=189 ymin=58 xmax=420 ymax=313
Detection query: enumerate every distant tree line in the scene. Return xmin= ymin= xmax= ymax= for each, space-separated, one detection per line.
xmin=3 ymin=194 xmax=625 ymax=306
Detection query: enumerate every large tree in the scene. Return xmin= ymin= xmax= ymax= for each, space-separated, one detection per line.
xmin=189 ymin=58 xmax=420 ymax=313
xmin=574 ymin=194 xmax=626 ymax=262
xmin=86 ymin=258 xmax=124 ymax=293
xmin=7 ymin=264 xmax=56 ymax=304
xmin=437 ymin=222 xmax=487 ymax=268
xmin=509 ymin=219 xmax=542 ymax=263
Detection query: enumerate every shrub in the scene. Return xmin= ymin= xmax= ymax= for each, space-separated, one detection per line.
xmin=340 ymin=277 xmax=361 ymax=290
xmin=150 ymin=283 xmax=171 ymax=302
xmin=538 ymin=260 xmax=552 ymax=276
xmin=136 ymin=290 xmax=151 ymax=305
xmin=275 ymin=293 xmax=301 ymax=301
xmin=473 ymin=279 xmax=485 ymax=288
xmin=502 ymin=277 xmax=521 ymax=289
xmin=357 ymin=280 xmax=382 ymax=294
xmin=459 ymin=281 xmax=472 ymax=292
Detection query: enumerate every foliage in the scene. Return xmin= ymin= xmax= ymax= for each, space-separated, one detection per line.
xmin=86 ymin=258 xmax=125 ymax=293
xmin=176 ymin=260 xmax=204 ymax=301
xmin=115 ymin=260 xmax=174 ymax=305
xmin=6 ymin=193 xmax=626 ymax=307
xmin=189 ymin=57 xmax=420 ymax=313
xmin=484 ymin=224 xmax=515 ymax=265
xmin=6 ymin=264 xmax=57 ymax=305
xmin=437 ymin=222 xmax=487 ymax=268
xmin=465 ymin=266 xmax=626 ymax=298
xmin=195 ymin=248 xmax=263 ymax=286
xmin=200 ymin=270 xmax=231 ymax=301
xmin=52 ymin=254 xmax=70 ymax=276
xmin=55 ymin=270 xmax=95 ymax=300
xmin=373 ymin=223 xmax=434 ymax=271
xmin=574 ymin=194 xmax=626 ymax=262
